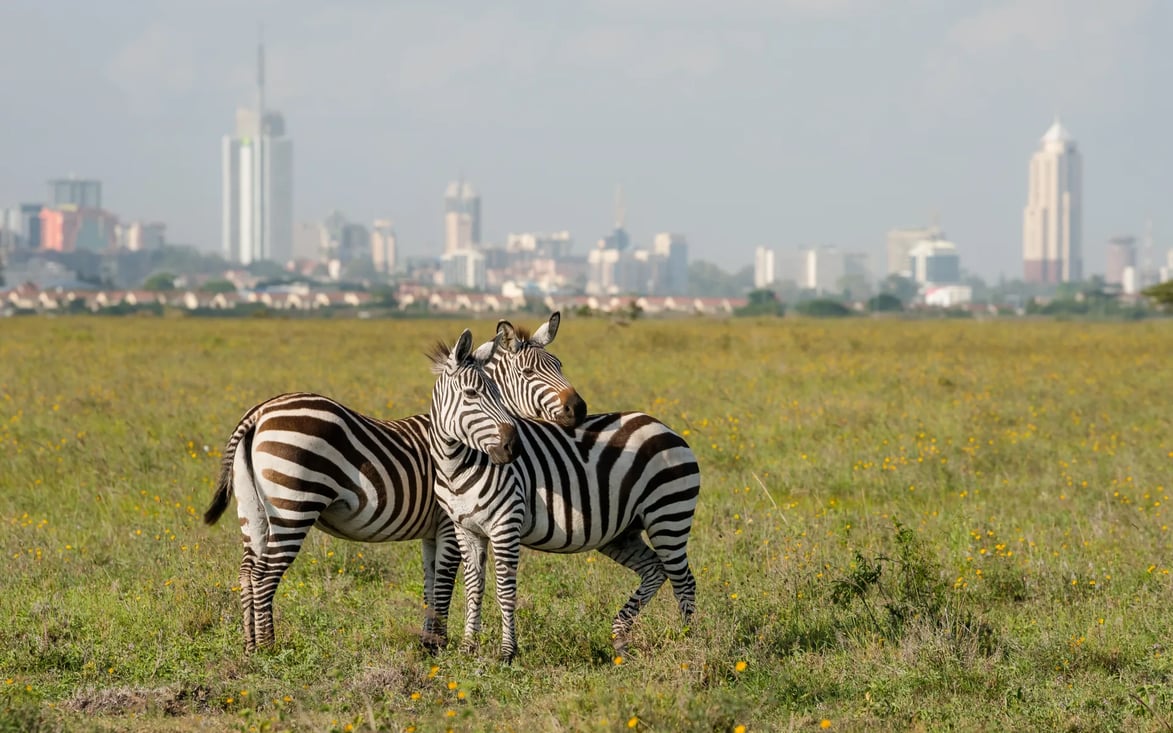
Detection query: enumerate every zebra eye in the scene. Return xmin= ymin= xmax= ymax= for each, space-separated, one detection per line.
xmin=522 ymin=367 xmax=536 ymax=377
xmin=463 ymin=388 xmax=478 ymax=399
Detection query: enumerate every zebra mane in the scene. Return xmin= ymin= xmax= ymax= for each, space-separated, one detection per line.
xmin=511 ymin=326 xmax=533 ymax=343
xmin=426 ymin=340 xmax=453 ymax=374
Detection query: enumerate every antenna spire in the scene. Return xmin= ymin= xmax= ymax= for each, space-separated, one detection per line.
xmin=614 ymin=184 xmax=625 ymax=229
xmin=257 ymin=23 xmax=266 ymax=133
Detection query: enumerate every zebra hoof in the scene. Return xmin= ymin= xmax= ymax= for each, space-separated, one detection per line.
xmin=421 ymin=635 xmax=447 ymax=655
xmin=498 ymin=651 xmax=516 ymax=665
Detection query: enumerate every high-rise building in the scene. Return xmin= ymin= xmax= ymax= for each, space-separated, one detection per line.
xmin=119 ymin=221 xmax=166 ymax=251
xmin=444 ymin=181 xmax=480 ymax=253
xmin=442 ymin=248 xmax=486 ymax=289
xmin=800 ymin=246 xmax=869 ymax=295
xmin=908 ymin=239 xmax=961 ymax=285
xmin=39 ymin=206 xmax=118 ymax=252
xmin=1105 ymin=236 xmax=1137 ymax=286
xmin=292 ymin=221 xmax=322 ymax=261
xmin=1023 ymin=118 xmax=1082 ymax=284
xmin=886 ymin=226 xmax=942 ymax=277
xmin=506 ymin=231 xmax=573 ymax=258
xmin=2 ymin=204 xmax=45 ymax=250
xmin=48 ymin=178 xmax=102 ymax=209
xmin=222 ymin=37 xmax=293 ymax=265
xmin=754 ymin=247 xmax=776 ymax=288
xmin=371 ymin=220 xmax=397 ymax=274
xmin=652 ymin=233 xmax=689 ymax=295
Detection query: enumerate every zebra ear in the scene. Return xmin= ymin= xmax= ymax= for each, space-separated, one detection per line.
xmin=450 ymin=329 xmax=474 ymax=366
xmin=496 ymin=319 xmax=520 ymax=354
xmin=531 ymin=311 xmax=560 ymax=347
xmin=472 ymin=337 xmax=498 ymax=364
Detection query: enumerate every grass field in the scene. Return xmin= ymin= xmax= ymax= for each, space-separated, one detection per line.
xmin=2 ymin=315 xmax=1172 ymax=732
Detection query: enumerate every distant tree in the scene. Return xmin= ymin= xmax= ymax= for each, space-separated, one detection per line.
xmin=1142 ymin=280 xmax=1173 ymax=309
xmin=795 ymin=299 xmax=852 ymax=318
xmin=343 ymin=258 xmax=379 ymax=281
xmin=369 ymin=284 xmax=398 ymax=308
xmin=247 ymin=259 xmax=287 ymax=279
xmin=199 ymin=279 xmax=237 ymax=293
xmin=962 ymin=273 xmax=990 ymax=303
xmin=143 ymin=272 xmax=177 ymax=291
xmin=735 ymin=289 xmax=785 ymax=317
xmin=837 ymin=273 xmax=872 ymax=302
xmin=150 ymin=244 xmax=231 ymax=276
xmin=880 ymin=274 xmax=919 ymax=304
xmin=867 ymin=293 xmax=904 ymax=313
xmin=687 ymin=260 xmax=753 ymax=297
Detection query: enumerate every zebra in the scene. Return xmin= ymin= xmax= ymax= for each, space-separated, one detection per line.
xmin=202 ymin=312 xmax=584 ymax=653
xmin=428 ymin=329 xmax=700 ymax=663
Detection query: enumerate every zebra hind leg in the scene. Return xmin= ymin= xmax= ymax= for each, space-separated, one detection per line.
xmin=250 ymin=516 xmax=316 ymax=649
xmin=645 ymin=526 xmax=697 ymax=630
xmin=428 ymin=519 xmax=463 ymax=653
xmin=235 ymin=482 xmax=269 ymax=653
xmin=453 ymin=526 xmax=489 ymax=655
xmin=596 ymin=529 xmax=668 ymax=653
xmin=238 ymin=550 xmax=258 ymax=653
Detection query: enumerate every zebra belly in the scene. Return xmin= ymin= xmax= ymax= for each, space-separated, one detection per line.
xmin=315 ymin=500 xmax=440 ymax=543
xmin=518 ymin=496 xmax=635 ymax=553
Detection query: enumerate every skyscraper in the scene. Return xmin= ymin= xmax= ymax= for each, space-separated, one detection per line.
xmin=754 ymin=247 xmax=776 ymax=288
xmin=444 ymin=180 xmax=480 ymax=254
xmin=652 ymin=233 xmax=689 ymax=295
xmin=222 ymin=36 xmax=293 ymax=265
xmin=371 ymin=219 xmax=397 ymax=275
xmin=1105 ymin=236 xmax=1137 ymax=286
xmin=48 ymin=178 xmax=102 ymax=209
xmin=1023 ymin=118 xmax=1082 ymax=284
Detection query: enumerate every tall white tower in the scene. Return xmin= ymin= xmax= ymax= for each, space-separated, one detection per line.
xmin=1022 ymin=118 xmax=1082 ymax=284
xmin=443 ymin=179 xmax=481 ymax=254
xmin=222 ymin=34 xmax=293 ymax=265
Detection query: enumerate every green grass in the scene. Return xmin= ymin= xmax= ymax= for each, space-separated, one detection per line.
xmin=2 ymin=315 xmax=1173 ymax=732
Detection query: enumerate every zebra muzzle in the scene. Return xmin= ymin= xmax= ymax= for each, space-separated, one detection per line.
xmin=556 ymin=389 xmax=587 ymax=429
xmin=487 ymin=422 xmax=519 ymax=464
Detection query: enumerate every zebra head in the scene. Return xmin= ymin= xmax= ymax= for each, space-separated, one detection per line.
xmin=489 ymin=311 xmax=588 ymax=429
xmin=429 ymin=329 xmax=520 ymax=465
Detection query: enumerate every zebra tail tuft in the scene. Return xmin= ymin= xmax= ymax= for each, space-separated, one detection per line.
xmin=204 ymin=404 xmax=262 ymax=525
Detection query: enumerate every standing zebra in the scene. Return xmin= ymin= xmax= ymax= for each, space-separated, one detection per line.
xmin=202 ymin=312 xmax=584 ymax=652
xmin=428 ymin=329 xmax=700 ymax=663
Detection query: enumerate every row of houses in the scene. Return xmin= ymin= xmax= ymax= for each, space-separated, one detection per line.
xmin=0 ymin=285 xmax=374 ymax=312
xmin=1 ymin=284 xmax=747 ymax=316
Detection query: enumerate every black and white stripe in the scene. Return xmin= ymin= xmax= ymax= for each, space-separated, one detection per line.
xmin=428 ymin=330 xmax=700 ymax=663
xmin=203 ymin=313 xmax=583 ymax=653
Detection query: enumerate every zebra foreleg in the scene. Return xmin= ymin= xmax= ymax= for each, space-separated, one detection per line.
xmin=597 ymin=530 xmax=668 ymax=651
xmin=454 ymin=525 xmax=488 ymax=655
xmin=488 ymin=524 xmax=522 ymax=664
xmin=420 ymin=536 xmax=442 ymax=652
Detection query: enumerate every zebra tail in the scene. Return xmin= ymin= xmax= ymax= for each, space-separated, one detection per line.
xmin=204 ymin=404 xmax=262 ymax=525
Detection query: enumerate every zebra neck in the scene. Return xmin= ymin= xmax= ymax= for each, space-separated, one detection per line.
xmin=427 ymin=430 xmax=481 ymax=478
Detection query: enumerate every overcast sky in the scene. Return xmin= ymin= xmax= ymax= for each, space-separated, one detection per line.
xmin=0 ymin=0 xmax=1169 ymax=279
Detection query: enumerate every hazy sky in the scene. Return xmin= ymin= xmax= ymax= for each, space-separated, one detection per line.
xmin=1 ymin=0 xmax=1169 ymax=279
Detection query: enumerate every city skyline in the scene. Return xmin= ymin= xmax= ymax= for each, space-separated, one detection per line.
xmin=0 ymin=1 xmax=1169 ymax=279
